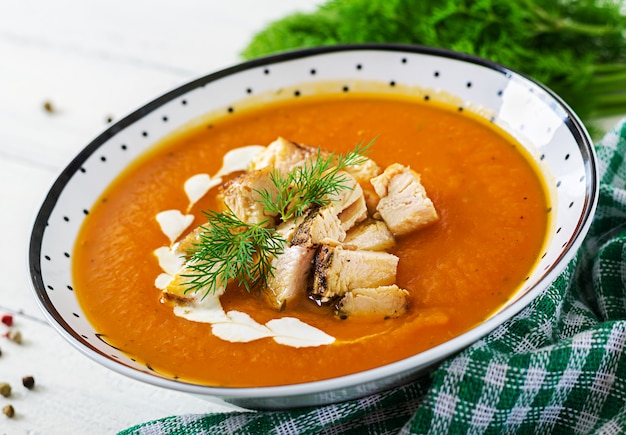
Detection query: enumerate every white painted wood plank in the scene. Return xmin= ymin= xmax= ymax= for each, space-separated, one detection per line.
xmin=0 ymin=314 xmax=241 ymax=435
xmin=0 ymin=0 xmax=318 ymax=73
xmin=0 ymin=0 xmax=320 ymax=171
xmin=0 ymin=157 xmax=56 ymax=318
xmin=0 ymin=36 xmax=186 ymax=170
xmin=0 ymin=1 xmax=321 ymax=433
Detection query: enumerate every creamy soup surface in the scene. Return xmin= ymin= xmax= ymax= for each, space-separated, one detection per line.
xmin=73 ymin=92 xmax=549 ymax=387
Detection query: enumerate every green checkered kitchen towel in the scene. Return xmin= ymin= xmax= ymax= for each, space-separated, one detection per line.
xmin=120 ymin=118 xmax=626 ymax=435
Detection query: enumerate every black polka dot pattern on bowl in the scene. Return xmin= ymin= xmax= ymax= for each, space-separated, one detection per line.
xmin=30 ymin=45 xmax=597 ymax=390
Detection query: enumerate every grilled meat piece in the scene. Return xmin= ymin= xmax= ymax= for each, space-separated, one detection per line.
xmin=309 ymin=244 xmax=398 ymax=304
xmin=291 ymin=206 xmax=346 ymax=247
xmin=343 ymin=219 xmax=395 ymax=251
xmin=249 ymin=137 xmax=320 ymax=173
xmin=336 ymin=285 xmax=409 ymax=319
xmin=219 ymin=167 xmax=278 ymax=227
xmin=263 ymin=245 xmax=316 ymax=310
xmin=370 ymin=163 xmax=438 ymax=236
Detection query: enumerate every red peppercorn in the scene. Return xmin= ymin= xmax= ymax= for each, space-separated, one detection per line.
xmin=1 ymin=315 xmax=13 ymax=327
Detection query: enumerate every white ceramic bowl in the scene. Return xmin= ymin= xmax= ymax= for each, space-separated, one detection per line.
xmin=29 ymin=44 xmax=598 ymax=409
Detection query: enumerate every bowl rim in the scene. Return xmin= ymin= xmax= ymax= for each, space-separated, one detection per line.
xmin=28 ymin=42 xmax=598 ymax=402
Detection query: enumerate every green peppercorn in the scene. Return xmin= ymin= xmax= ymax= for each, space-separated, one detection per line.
xmin=0 ymin=382 xmax=10 ymax=397
xmin=43 ymin=100 xmax=55 ymax=113
xmin=3 ymin=404 xmax=14 ymax=418
xmin=8 ymin=330 xmax=22 ymax=344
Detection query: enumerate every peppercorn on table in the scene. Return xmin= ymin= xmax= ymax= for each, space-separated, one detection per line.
xmin=0 ymin=1 xmax=319 ymax=433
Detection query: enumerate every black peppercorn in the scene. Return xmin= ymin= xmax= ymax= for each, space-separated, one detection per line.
xmin=22 ymin=376 xmax=35 ymax=389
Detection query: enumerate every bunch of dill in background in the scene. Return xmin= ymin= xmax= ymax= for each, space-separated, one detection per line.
xmin=241 ymin=0 xmax=626 ymax=134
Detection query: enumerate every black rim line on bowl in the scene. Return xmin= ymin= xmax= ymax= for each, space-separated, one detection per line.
xmin=28 ymin=43 xmax=598 ymax=395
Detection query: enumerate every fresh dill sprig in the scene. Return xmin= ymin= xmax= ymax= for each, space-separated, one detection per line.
xmin=256 ymin=138 xmax=374 ymax=221
xmin=241 ymin=0 xmax=626 ymax=132
xmin=182 ymin=209 xmax=285 ymax=297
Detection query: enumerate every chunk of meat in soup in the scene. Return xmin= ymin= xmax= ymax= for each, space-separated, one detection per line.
xmin=343 ymin=219 xmax=395 ymax=251
xmin=219 ymin=167 xmax=279 ymax=227
xmin=249 ymin=137 xmax=319 ymax=173
xmin=336 ymin=285 xmax=410 ymax=319
xmin=263 ymin=244 xmax=317 ymax=310
xmin=370 ymin=163 xmax=438 ymax=236
xmin=309 ymin=244 xmax=399 ymax=304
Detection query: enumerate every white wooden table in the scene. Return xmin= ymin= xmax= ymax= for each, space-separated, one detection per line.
xmin=0 ymin=1 xmax=320 ymax=433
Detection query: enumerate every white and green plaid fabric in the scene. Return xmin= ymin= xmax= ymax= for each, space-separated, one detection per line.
xmin=119 ymin=118 xmax=626 ymax=435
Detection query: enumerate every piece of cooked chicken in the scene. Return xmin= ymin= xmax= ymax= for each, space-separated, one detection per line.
xmin=327 ymin=171 xmax=363 ymax=214
xmin=280 ymin=171 xmax=367 ymax=246
xmin=370 ymin=163 xmax=438 ymax=236
xmin=336 ymin=285 xmax=410 ymax=319
xmin=343 ymin=157 xmax=382 ymax=214
xmin=323 ymin=170 xmax=368 ymax=231
xmin=309 ymin=244 xmax=399 ymax=304
xmin=162 ymin=262 xmax=219 ymax=306
xmin=343 ymin=156 xmax=381 ymax=185
xmin=218 ymin=167 xmax=279 ymax=227
xmin=337 ymin=189 xmax=368 ymax=231
xmin=343 ymin=219 xmax=395 ymax=251
xmin=160 ymin=227 xmax=209 ymax=305
xmin=291 ymin=206 xmax=346 ymax=247
xmin=175 ymin=225 xmax=204 ymax=255
xmin=248 ymin=137 xmax=319 ymax=173
xmin=263 ymin=244 xmax=316 ymax=310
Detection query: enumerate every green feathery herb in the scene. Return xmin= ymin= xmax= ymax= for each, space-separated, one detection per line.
xmin=256 ymin=138 xmax=374 ymax=221
xmin=240 ymin=0 xmax=626 ymax=133
xmin=182 ymin=209 xmax=285 ymax=297
xmin=182 ymin=140 xmax=373 ymax=296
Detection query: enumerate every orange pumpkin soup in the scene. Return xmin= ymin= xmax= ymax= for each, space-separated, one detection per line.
xmin=73 ymin=92 xmax=549 ymax=387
